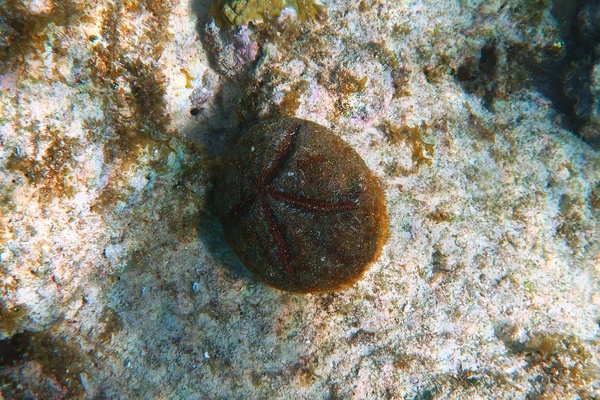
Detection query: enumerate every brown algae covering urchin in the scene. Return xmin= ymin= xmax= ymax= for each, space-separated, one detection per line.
xmin=216 ymin=117 xmax=387 ymax=293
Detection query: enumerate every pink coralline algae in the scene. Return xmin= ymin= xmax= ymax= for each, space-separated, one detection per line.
xmin=204 ymin=20 xmax=260 ymax=79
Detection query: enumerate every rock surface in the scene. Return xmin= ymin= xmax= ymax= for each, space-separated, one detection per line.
xmin=1 ymin=0 xmax=599 ymax=398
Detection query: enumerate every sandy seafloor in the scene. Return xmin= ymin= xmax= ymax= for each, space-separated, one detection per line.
xmin=1 ymin=0 xmax=600 ymax=398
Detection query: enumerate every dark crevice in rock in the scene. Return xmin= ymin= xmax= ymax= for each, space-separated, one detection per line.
xmin=457 ymin=0 xmax=600 ymax=149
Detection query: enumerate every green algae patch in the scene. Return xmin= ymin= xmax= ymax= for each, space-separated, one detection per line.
xmin=209 ymin=0 xmax=323 ymax=29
